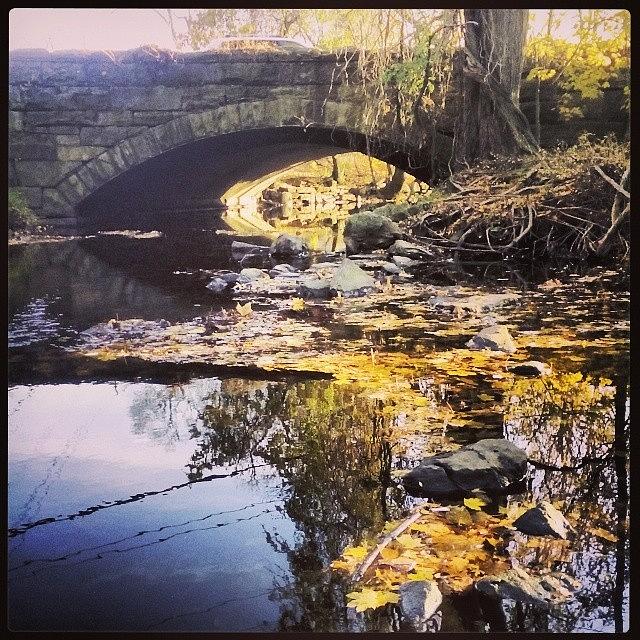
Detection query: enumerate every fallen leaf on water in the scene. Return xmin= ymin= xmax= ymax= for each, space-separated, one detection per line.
xmin=236 ymin=302 xmax=253 ymax=317
xmin=589 ymin=527 xmax=618 ymax=542
xmin=346 ymin=588 xmax=400 ymax=613
xmin=464 ymin=497 xmax=488 ymax=511
xmin=342 ymin=545 xmax=369 ymax=562
xmin=290 ymin=297 xmax=305 ymax=312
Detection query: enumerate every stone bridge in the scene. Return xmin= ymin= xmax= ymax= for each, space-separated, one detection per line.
xmin=9 ymin=47 xmax=435 ymax=233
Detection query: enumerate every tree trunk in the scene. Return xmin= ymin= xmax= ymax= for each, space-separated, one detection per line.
xmin=379 ymin=166 xmax=406 ymax=199
xmin=454 ymin=9 xmax=538 ymax=166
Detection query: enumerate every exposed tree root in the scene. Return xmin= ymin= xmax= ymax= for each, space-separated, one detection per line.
xmin=408 ymin=135 xmax=629 ymax=266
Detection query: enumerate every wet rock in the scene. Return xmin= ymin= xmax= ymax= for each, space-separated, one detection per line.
xmin=475 ymin=566 xmax=579 ymax=609
xmin=402 ymin=439 xmax=527 ymax=499
xmin=219 ymin=272 xmax=240 ymax=285
xmin=399 ymin=580 xmax=442 ymax=632
xmin=466 ymin=325 xmax=517 ymax=353
xmin=372 ymin=202 xmax=419 ymax=222
xmin=508 ymin=361 xmax=551 ymax=377
xmin=269 ymin=263 xmax=300 ymax=278
xmin=298 ymin=278 xmax=332 ymax=299
xmin=231 ymin=240 xmax=269 ymax=262
xmin=269 ymin=234 xmax=309 ymax=263
xmin=239 ymin=252 xmax=267 ymax=269
xmin=158 ymin=319 xmax=171 ymax=328
xmin=381 ymin=261 xmax=401 ymax=275
xmin=429 ymin=293 xmax=520 ymax=314
xmin=344 ymin=211 xmax=403 ymax=254
xmin=392 ymin=255 xmax=420 ymax=268
xmin=388 ymin=239 xmax=433 ymax=261
xmin=513 ymin=502 xmax=572 ymax=539
xmin=237 ymin=268 xmax=269 ymax=283
xmin=329 ymin=259 xmax=376 ymax=298
xmin=206 ymin=277 xmax=231 ymax=295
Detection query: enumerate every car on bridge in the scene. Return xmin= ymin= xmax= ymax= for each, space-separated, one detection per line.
xmin=209 ymin=36 xmax=317 ymax=53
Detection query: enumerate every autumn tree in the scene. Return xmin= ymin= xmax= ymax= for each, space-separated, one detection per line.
xmin=454 ymin=9 xmax=538 ymax=166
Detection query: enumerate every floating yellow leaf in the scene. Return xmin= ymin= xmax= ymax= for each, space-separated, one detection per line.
xmin=236 ymin=302 xmax=253 ymax=317
xmin=346 ymin=588 xmax=400 ymax=612
xmin=478 ymin=394 xmax=494 ymax=401
xmin=464 ymin=497 xmax=488 ymax=511
xmin=342 ymin=545 xmax=369 ymax=562
xmin=379 ymin=547 xmax=401 ymax=561
xmin=414 ymin=397 xmax=429 ymax=407
xmin=590 ymin=527 xmax=617 ymax=542
xmin=396 ymin=534 xmax=422 ymax=550
xmin=330 ymin=559 xmax=353 ymax=571
xmin=407 ymin=567 xmax=435 ymax=581
xmin=290 ymin=297 xmax=305 ymax=312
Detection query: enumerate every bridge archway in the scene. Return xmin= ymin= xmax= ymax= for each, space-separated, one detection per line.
xmin=61 ymin=99 xmax=430 ymax=231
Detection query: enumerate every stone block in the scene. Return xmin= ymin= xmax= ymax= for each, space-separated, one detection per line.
xmin=41 ymin=187 xmax=75 ymax=210
xmin=19 ymin=187 xmax=43 ymax=208
xmin=79 ymin=125 xmax=145 ymax=146
xmin=94 ymin=111 xmax=135 ymax=126
xmin=55 ymin=134 xmax=81 ymax=145
xmin=57 ymin=146 xmax=106 ymax=162
xmin=20 ymin=85 xmax=113 ymax=110
xmin=57 ymin=174 xmax=90 ymax=204
xmin=131 ymin=110 xmax=184 ymax=126
xmin=25 ymin=110 xmax=99 ymax=128
xmin=9 ymin=110 xmax=23 ymax=131
xmin=10 ymin=133 xmax=58 ymax=160
xmin=14 ymin=160 xmax=81 ymax=186
xmin=110 ymin=85 xmax=185 ymax=111
xmin=154 ymin=117 xmax=194 ymax=150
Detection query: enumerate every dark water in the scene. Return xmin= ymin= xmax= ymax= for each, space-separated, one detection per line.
xmin=8 ymin=233 xmax=629 ymax=632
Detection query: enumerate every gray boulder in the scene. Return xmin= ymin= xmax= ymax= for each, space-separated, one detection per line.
xmin=298 ymin=278 xmax=332 ymax=299
xmin=371 ymin=202 xmax=419 ymax=222
xmin=329 ymin=259 xmax=376 ymax=297
xmin=513 ymin=502 xmax=572 ymax=539
xmin=344 ymin=211 xmax=403 ymax=254
xmin=269 ymin=234 xmax=309 ymax=263
xmin=392 ymin=255 xmax=420 ymax=268
xmin=508 ymin=361 xmax=551 ymax=377
xmin=402 ymin=438 xmax=527 ymax=499
xmin=237 ymin=268 xmax=269 ymax=283
xmin=466 ymin=325 xmax=517 ymax=353
xmin=476 ymin=566 xmax=580 ymax=609
xmin=399 ymin=580 xmax=442 ymax=632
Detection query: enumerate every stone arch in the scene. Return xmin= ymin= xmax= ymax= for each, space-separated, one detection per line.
xmin=54 ymin=97 xmax=427 ymax=214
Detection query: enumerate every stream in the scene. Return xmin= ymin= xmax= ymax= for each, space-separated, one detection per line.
xmin=8 ymin=230 xmax=629 ymax=632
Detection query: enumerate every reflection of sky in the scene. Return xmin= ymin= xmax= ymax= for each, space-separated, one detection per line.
xmin=8 ymin=381 xmax=293 ymax=631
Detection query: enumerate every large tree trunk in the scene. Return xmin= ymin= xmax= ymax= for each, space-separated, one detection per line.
xmin=454 ymin=9 xmax=538 ymax=165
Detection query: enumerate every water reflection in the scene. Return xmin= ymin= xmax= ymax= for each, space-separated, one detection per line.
xmin=502 ymin=372 xmax=629 ymax=632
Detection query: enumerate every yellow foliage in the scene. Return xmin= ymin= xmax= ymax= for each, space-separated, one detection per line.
xmin=346 ymin=587 xmax=400 ymax=612
xmin=464 ymin=497 xmax=488 ymax=511
xmin=290 ymin=297 xmax=305 ymax=312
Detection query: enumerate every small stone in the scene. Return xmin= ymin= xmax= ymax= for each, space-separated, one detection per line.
xmin=206 ymin=277 xmax=230 ymax=295
xmin=466 ymin=325 xmax=517 ymax=353
xmin=237 ymin=268 xmax=269 ymax=283
xmin=269 ymin=263 xmax=299 ymax=278
xmin=218 ymin=272 xmax=240 ymax=285
xmin=329 ymin=258 xmax=376 ymax=297
xmin=399 ymin=580 xmax=442 ymax=632
xmin=388 ymin=239 xmax=433 ymax=260
xmin=158 ymin=319 xmax=171 ymax=328
xmin=513 ymin=502 xmax=572 ymax=539
xmin=269 ymin=234 xmax=309 ymax=263
xmin=508 ymin=361 xmax=551 ymax=377
xmin=343 ymin=211 xmax=403 ymax=254
xmin=392 ymin=255 xmax=420 ymax=268
xmin=231 ymin=240 xmax=269 ymax=261
xmin=381 ymin=261 xmax=401 ymax=275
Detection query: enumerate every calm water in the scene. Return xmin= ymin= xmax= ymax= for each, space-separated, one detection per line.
xmin=8 ymin=232 xmax=629 ymax=632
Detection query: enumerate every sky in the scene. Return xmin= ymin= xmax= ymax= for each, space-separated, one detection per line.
xmin=9 ymin=8 xmax=192 ymax=52
xmin=9 ymin=8 xmax=588 ymax=52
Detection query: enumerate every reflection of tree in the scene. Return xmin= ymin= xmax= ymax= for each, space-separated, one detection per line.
xmin=191 ymin=379 xmax=402 ymax=631
xmin=500 ymin=372 xmax=629 ymax=632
